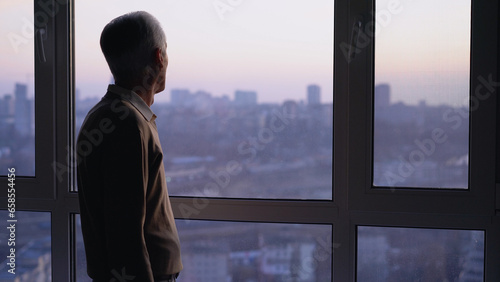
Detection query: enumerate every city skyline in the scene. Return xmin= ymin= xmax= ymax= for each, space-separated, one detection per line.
xmin=75 ymin=84 xmax=329 ymax=105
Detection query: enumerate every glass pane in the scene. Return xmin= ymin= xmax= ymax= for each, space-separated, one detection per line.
xmin=0 ymin=1 xmax=35 ymax=176
xmin=0 ymin=211 xmax=51 ymax=281
xmin=373 ymin=0 xmax=471 ymax=188
xmin=74 ymin=0 xmax=333 ymax=199
xmin=76 ymin=215 xmax=332 ymax=281
xmin=357 ymin=226 xmax=484 ymax=282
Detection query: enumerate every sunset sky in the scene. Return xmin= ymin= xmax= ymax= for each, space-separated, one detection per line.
xmin=375 ymin=0 xmax=470 ymax=107
xmin=0 ymin=0 xmax=471 ymax=106
xmin=74 ymin=0 xmax=334 ymax=104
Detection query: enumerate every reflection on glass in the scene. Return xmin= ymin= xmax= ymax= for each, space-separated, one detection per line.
xmin=75 ymin=0 xmax=333 ymax=199
xmin=76 ymin=216 xmax=332 ymax=281
xmin=373 ymin=0 xmax=471 ymax=188
xmin=357 ymin=226 xmax=484 ymax=282
xmin=0 ymin=211 xmax=51 ymax=281
xmin=0 ymin=1 xmax=35 ymax=176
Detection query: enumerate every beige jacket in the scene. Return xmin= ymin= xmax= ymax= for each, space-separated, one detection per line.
xmin=77 ymin=85 xmax=182 ymax=282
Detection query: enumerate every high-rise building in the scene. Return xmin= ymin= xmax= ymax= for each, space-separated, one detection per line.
xmin=307 ymin=84 xmax=321 ymax=105
xmin=282 ymin=100 xmax=299 ymax=117
xmin=171 ymin=89 xmax=191 ymax=106
xmin=374 ymin=84 xmax=390 ymax=108
xmin=192 ymin=90 xmax=213 ymax=114
xmin=0 ymin=94 xmax=13 ymax=117
xmin=4 ymin=95 xmax=13 ymax=116
xmin=234 ymin=90 xmax=257 ymax=106
xmin=14 ymin=83 xmax=32 ymax=136
xmin=0 ymin=96 xmax=4 ymax=118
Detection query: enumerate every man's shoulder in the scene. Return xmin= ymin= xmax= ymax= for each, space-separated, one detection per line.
xmin=77 ymin=93 xmax=146 ymax=155
xmin=83 ymin=92 xmax=142 ymax=127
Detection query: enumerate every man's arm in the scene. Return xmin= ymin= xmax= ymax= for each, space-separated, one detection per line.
xmin=101 ymin=118 xmax=154 ymax=281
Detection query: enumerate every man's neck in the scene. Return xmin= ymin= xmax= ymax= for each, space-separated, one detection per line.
xmin=115 ymin=81 xmax=155 ymax=107
xmin=135 ymin=90 xmax=154 ymax=107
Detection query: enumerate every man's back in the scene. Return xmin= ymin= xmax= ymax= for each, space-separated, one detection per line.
xmin=77 ymin=86 xmax=182 ymax=281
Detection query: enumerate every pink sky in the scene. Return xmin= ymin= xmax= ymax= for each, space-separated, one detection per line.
xmin=1 ymin=0 xmax=470 ymax=106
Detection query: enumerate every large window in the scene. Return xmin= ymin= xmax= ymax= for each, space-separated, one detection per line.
xmin=76 ymin=215 xmax=332 ymax=281
xmin=0 ymin=0 xmax=35 ymax=176
xmin=347 ymin=0 xmax=498 ymax=280
xmin=74 ymin=0 xmax=334 ymax=200
xmin=73 ymin=1 xmax=334 ymax=280
xmin=373 ymin=0 xmax=471 ymax=189
xmin=0 ymin=211 xmax=51 ymax=281
xmin=357 ymin=226 xmax=484 ymax=281
xmin=1 ymin=0 xmax=499 ymax=281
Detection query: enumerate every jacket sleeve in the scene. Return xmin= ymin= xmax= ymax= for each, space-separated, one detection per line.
xmin=100 ymin=118 xmax=154 ymax=282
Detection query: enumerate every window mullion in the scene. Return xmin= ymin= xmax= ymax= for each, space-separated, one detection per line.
xmin=171 ymin=198 xmax=337 ymax=224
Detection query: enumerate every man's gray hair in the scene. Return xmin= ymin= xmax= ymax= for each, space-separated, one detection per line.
xmin=100 ymin=11 xmax=166 ymax=83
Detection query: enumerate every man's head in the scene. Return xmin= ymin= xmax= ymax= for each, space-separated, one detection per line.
xmin=100 ymin=11 xmax=167 ymax=94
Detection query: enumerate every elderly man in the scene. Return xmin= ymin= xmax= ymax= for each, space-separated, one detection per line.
xmin=77 ymin=11 xmax=182 ymax=282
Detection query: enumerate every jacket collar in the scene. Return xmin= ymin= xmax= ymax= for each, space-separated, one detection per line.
xmin=106 ymin=84 xmax=156 ymax=122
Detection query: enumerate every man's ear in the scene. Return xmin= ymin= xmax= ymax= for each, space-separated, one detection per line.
xmin=154 ymin=47 xmax=164 ymax=68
